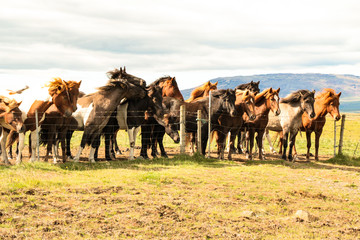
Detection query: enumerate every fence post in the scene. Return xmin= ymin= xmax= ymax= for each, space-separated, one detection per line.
xmin=197 ymin=110 xmax=202 ymax=153
xmin=35 ymin=109 xmax=40 ymax=162
xmin=207 ymin=91 xmax=212 ymax=158
xmin=338 ymin=114 xmax=346 ymax=155
xmin=180 ymin=105 xmax=186 ymax=154
xmin=334 ymin=119 xmax=337 ymax=157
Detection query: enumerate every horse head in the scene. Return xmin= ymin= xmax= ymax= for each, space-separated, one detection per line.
xmin=162 ymin=77 xmax=184 ymax=101
xmin=235 ymin=89 xmax=256 ymax=120
xmin=300 ymin=90 xmax=316 ymax=119
xmin=213 ymin=89 xmax=237 ymax=117
xmin=322 ymin=89 xmax=341 ymax=121
xmin=157 ymin=113 xmax=180 ymax=143
xmin=107 ymin=67 xmax=147 ymax=88
xmin=47 ymin=78 xmax=82 ymax=118
xmin=266 ymin=88 xmax=281 ymax=116
xmin=0 ymin=97 xmax=25 ymax=133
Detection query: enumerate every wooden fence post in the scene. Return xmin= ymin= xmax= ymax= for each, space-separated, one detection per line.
xmin=180 ymin=105 xmax=186 ymax=154
xmin=197 ymin=110 xmax=202 ymax=153
xmin=338 ymin=114 xmax=346 ymax=155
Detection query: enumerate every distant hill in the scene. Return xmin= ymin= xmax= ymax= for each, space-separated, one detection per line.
xmin=181 ymin=73 xmax=360 ymax=112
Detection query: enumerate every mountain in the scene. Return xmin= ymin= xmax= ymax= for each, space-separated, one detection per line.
xmin=181 ymin=73 xmax=360 ymax=112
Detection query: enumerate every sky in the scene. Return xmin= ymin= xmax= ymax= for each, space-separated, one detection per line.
xmin=1 ymin=0 xmax=360 ymax=93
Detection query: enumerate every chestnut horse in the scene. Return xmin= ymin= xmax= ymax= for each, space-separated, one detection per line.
xmin=185 ymin=81 xmax=218 ymax=102
xmin=5 ymin=78 xmax=81 ymax=164
xmin=0 ymin=96 xmax=25 ymax=165
xmin=213 ymin=89 xmax=256 ymax=160
xmin=140 ymin=76 xmax=184 ymax=158
xmin=241 ymin=88 xmax=281 ymax=160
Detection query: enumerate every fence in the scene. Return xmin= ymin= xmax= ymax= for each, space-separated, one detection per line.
xmin=6 ymin=102 xmax=360 ymax=163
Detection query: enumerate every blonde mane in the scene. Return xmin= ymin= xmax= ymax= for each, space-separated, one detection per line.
xmin=186 ymin=81 xmax=218 ymax=102
xmin=0 ymin=96 xmax=21 ymax=112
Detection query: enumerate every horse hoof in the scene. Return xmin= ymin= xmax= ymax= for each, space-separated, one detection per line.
xmin=281 ymin=155 xmax=287 ymax=160
xmin=116 ymin=150 xmax=122 ymax=155
xmin=161 ymin=154 xmax=168 ymax=158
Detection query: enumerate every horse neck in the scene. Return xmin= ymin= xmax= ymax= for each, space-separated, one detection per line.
xmin=255 ymin=97 xmax=270 ymax=116
xmin=281 ymin=101 xmax=303 ymax=118
xmin=28 ymin=100 xmax=53 ymax=116
xmin=313 ymin=98 xmax=328 ymax=120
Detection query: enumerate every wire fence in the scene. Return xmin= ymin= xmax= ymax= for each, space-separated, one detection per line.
xmin=3 ymin=105 xmax=360 ymax=163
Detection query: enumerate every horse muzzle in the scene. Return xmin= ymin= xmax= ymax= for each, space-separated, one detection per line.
xmin=63 ymin=110 xmax=73 ymax=118
xmin=335 ymin=115 xmax=341 ymax=121
xmin=275 ymin=109 xmax=281 ymax=116
xmin=172 ymin=133 xmax=180 ymax=143
xmin=249 ymin=114 xmax=256 ymax=121
xmin=17 ymin=125 xmax=26 ymax=133
xmin=310 ymin=112 xmax=315 ymax=119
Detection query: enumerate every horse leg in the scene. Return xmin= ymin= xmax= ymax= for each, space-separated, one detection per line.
xmin=279 ymin=131 xmax=284 ymax=155
xmin=16 ymin=133 xmax=25 ymax=165
xmin=314 ymin=130 xmax=322 ymax=161
xmin=158 ymin=130 xmax=168 ymax=158
xmin=257 ymin=130 xmax=265 ymax=160
xmin=128 ymin=127 xmax=137 ymax=160
xmin=0 ymin=130 xmax=10 ymax=165
xmin=288 ymin=131 xmax=298 ymax=162
xmin=140 ymin=125 xmax=150 ymax=159
xmin=29 ymin=130 xmax=38 ymax=162
xmin=113 ymin=129 xmax=121 ymax=155
xmin=282 ymin=131 xmax=289 ymax=160
xmin=66 ymin=130 xmax=74 ymax=160
xmin=216 ymin=131 xmax=225 ymax=160
xmin=201 ymin=125 xmax=209 ymax=156
xmin=247 ymin=129 xmax=255 ymax=160
xmin=73 ymin=132 xmax=89 ymax=162
xmin=104 ymin=131 xmax=113 ymax=161
xmin=306 ymin=131 xmax=312 ymax=160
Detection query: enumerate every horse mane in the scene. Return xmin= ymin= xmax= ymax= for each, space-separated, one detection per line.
xmin=316 ymin=88 xmax=340 ymax=105
xmin=46 ymin=77 xmax=68 ymax=96
xmin=151 ymin=76 xmax=173 ymax=86
xmin=97 ymin=79 xmax=128 ymax=92
xmin=280 ymin=89 xmax=312 ymax=103
xmin=186 ymin=81 xmax=217 ymax=102
xmin=0 ymin=96 xmax=20 ymax=111
xmin=106 ymin=67 xmax=146 ymax=87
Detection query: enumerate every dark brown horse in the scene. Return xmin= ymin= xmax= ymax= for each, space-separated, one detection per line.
xmin=73 ymin=68 xmax=147 ymax=162
xmin=213 ymin=89 xmax=256 ymax=160
xmin=162 ymin=89 xmax=238 ymax=155
xmin=241 ymin=88 xmax=281 ymax=160
xmin=140 ymin=76 xmax=184 ymax=159
xmin=235 ymin=81 xmax=260 ymax=95
xmin=0 ymin=96 xmax=25 ymax=165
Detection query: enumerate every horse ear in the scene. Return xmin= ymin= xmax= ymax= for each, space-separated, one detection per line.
xmin=251 ymin=80 xmax=254 ymax=83
xmin=276 ymin=88 xmax=280 ymax=93
xmin=214 ymin=81 xmax=218 ymax=86
xmin=119 ymin=67 xmax=123 ymax=74
xmin=256 ymin=81 xmax=260 ymax=85
xmin=78 ymin=80 xmax=82 ymax=87
xmin=17 ymin=101 xmax=22 ymax=107
xmin=312 ymin=90 xmax=316 ymax=95
xmin=269 ymin=88 xmax=273 ymax=93
xmin=338 ymin=92 xmax=342 ymax=97
xmin=123 ymin=66 xmax=126 ymax=73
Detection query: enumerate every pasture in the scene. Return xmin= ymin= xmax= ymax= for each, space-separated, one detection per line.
xmin=0 ymin=114 xmax=360 ymax=239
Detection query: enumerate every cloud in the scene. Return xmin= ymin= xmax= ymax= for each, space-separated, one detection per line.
xmin=1 ymin=0 xmax=360 ymax=90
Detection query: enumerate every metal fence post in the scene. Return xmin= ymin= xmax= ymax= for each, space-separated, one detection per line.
xmin=197 ymin=110 xmax=202 ymax=153
xmin=334 ymin=119 xmax=337 ymax=157
xmin=207 ymin=91 xmax=212 ymax=158
xmin=180 ymin=105 xmax=186 ymax=154
xmin=35 ymin=109 xmax=40 ymax=162
xmin=338 ymin=114 xmax=346 ymax=155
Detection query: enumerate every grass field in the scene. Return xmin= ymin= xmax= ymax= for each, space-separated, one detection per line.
xmin=0 ymin=114 xmax=359 ymax=239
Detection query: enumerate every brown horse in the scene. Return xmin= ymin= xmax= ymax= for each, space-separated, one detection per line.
xmin=242 ymin=88 xmax=281 ymax=160
xmin=295 ymin=88 xmax=341 ymax=160
xmin=0 ymin=96 xmax=25 ymax=165
xmin=213 ymin=89 xmax=256 ymax=160
xmin=7 ymin=78 xmax=81 ymax=164
xmin=185 ymin=81 xmax=218 ymax=102
xmin=140 ymin=76 xmax=184 ymax=158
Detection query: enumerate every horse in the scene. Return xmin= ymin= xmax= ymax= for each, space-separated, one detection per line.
xmin=140 ymin=76 xmax=184 ymax=159
xmin=97 ymin=84 xmax=180 ymax=161
xmin=266 ymin=89 xmax=315 ymax=161
xmin=212 ymin=89 xmax=256 ymax=160
xmin=162 ymin=89 xmax=237 ymax=155
xmin=0 ymin=96 xmax=25 ymax=165
xmin=73 ymin=67 xmax=147 ymax=162
xmin=185 ymin=81 xmax=218 ymax=102
xmin=235 ymin=80 xmax=260 ymax=95
xmin=240 ymin=88 xmax=281 ymax=160
xmin=3 ymin=78 xmax=81 ymax=164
